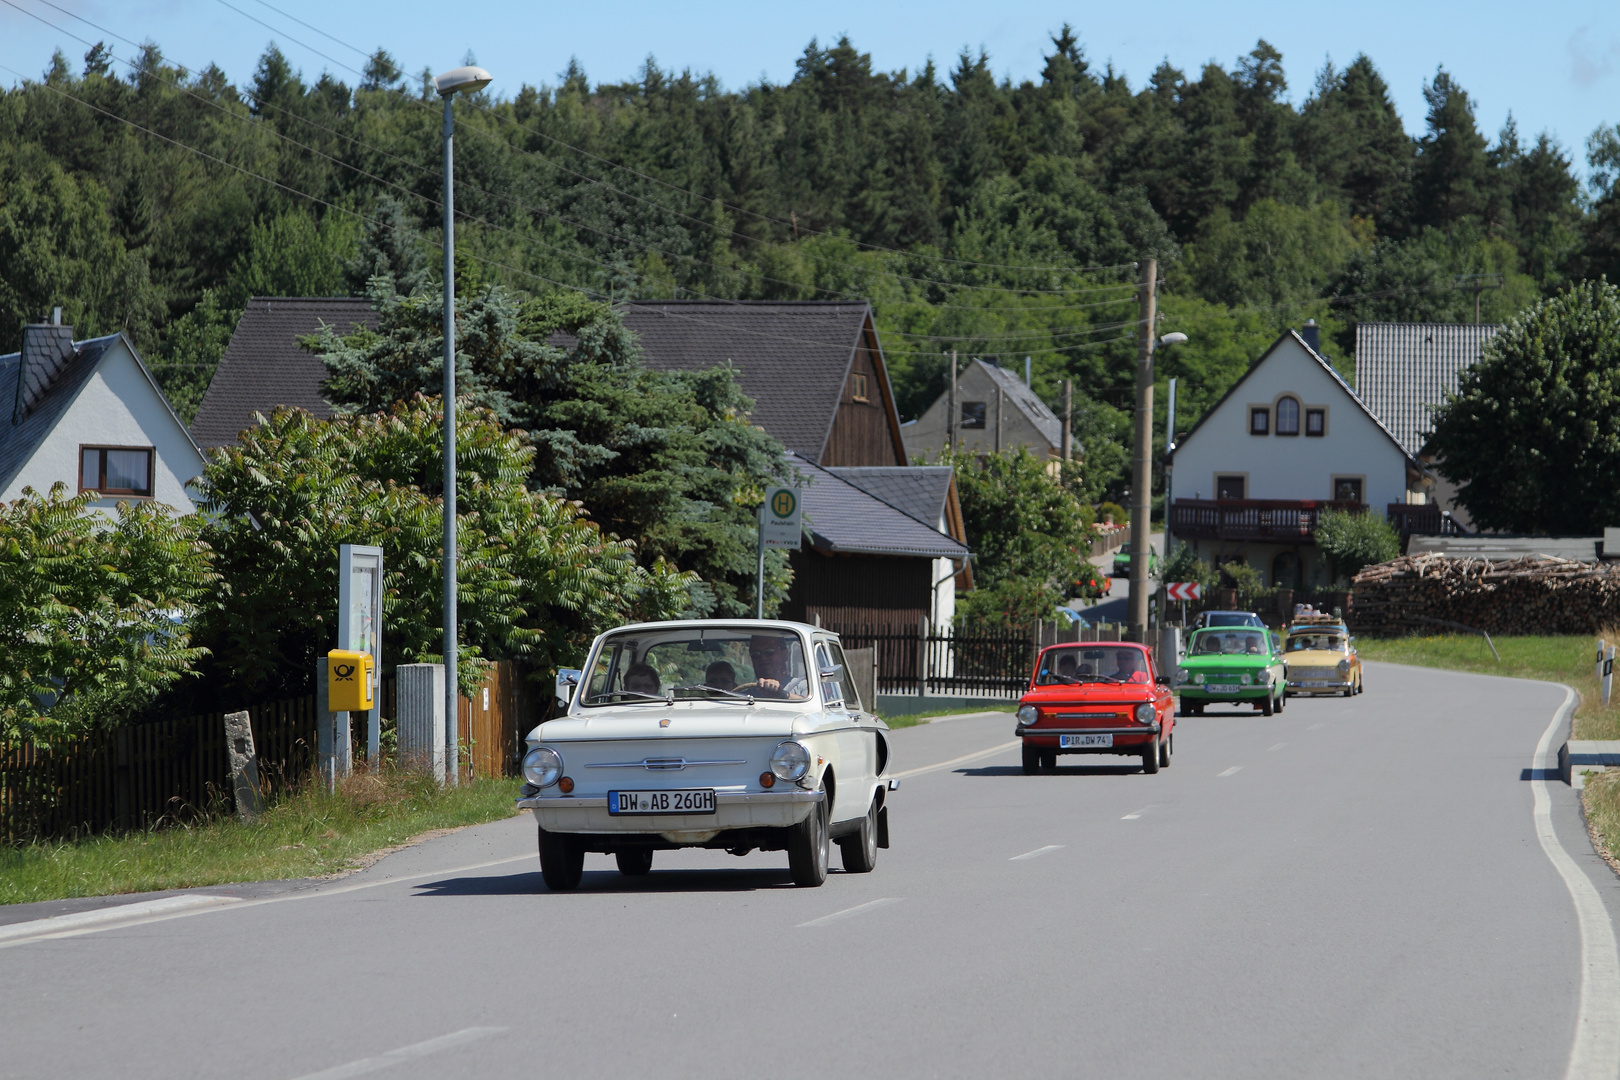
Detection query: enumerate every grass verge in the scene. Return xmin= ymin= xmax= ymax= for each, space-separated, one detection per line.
xmin=879 ymin=705 xmax=1015 ymax=730
xmin=0 ymin=770 xmax=520 ymax=906
xmin=1357 ymin=633 xmax=1620 ymax=740
xmin=1582 ymin=771 xmax=1620 ymax=876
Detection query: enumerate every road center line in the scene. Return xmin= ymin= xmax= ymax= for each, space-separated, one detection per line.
xmin=1010 ymin=845 xmax=1063 ymax=861
xmin=893 ymin=740 xmax=1020 ymax=779
xmin=1530 ymin=686 xmax=1620 ymax=1080
xmin=288 ymin=1026 xmax=506 ymax=1080
xmin=1218 ymin=766 xmax=1243 ymax=777
xmin=1267 ymin=742 xmax=1287 ymax=752
xmin=1121 ymin=809 xmax=1147 ymax=820
xmin=798 ymin=897 xmax=902 ymax=928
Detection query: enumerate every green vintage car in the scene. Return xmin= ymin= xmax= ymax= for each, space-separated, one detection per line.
xmin=1174 ymin=626 xmax=1287 ymax=716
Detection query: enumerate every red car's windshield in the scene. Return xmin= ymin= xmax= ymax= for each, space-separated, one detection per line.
xmin=1035 ymin=646 xmax=1150 ymax=685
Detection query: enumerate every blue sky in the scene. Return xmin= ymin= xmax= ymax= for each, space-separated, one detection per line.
xmin=3 ymin=0 xmax=1618 ymax=182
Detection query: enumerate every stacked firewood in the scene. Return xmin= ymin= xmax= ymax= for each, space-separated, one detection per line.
xmin=1350 ymin=553 xmax=1620 ymax=636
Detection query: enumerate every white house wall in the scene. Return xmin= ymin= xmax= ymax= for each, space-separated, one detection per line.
xmin=1174 ymin=337 xmax=1409 ymax=511
xmin=2 ymin=339 xmax=208 ymax=512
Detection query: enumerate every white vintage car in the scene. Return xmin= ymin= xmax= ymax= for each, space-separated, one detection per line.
xmin=517 ymin=620 xmax=897 ymax=890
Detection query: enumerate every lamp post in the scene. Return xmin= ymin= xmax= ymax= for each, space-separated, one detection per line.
xmin=433 ymin=64 xmax=492 ymax=785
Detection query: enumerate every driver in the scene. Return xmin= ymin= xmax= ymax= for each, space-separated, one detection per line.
xmin=740 ymin=634 xmax=807 ymax=699
xmin=1111 ymin=649 xmax=1149 ymax=684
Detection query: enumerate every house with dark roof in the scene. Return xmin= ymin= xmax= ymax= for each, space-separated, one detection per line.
xmin=1 ymin=318 xmax=208 ymax=512
xmin=621 ymin=300 xmax=906 ymax=467
xmin=190 ymin=297 xmax=378 ymax=449
xmin=902 ymin=359 xmax=1063 ymax=463
xmin=1354 ymin=321 xmax=1501 ymax=532
xmin=780 ymin=455 xmax=971 ymax=633
xmin=1166 ymin=326 xmax=1431 ymax=589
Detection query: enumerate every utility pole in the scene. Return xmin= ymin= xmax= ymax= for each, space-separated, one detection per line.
xmin=949 ymin=350 xmax=959 ymax=453
xmin=1164 ymin=377 xmax=1177 ymax=555
xmin=1062 ymin=379 xmax=1072 ymax=462
xmin=1128 ymin=259 xmax=1157 ymax=642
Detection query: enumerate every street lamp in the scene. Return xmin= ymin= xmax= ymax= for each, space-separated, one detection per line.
xmin=433 ymin=63 xmax=491 ymax=785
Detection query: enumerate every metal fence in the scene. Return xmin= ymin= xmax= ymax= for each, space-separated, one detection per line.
xmin=826 ymin=622 xmax=1042 ymax=698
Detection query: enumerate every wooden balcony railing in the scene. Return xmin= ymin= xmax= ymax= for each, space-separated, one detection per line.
xmin=1168 ymin=499 xmax=1364 ymax=543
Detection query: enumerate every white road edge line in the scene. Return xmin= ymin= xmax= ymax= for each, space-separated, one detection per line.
xmin=798 ymin=897 xmax=902 ymax=928
xmin=1218 ymin=766 xmax=1243 ymax=777
xmin=0 ymin=854 xmax=534 ymax=950
xmin=0 ymin=894 xmax=240 ymax=944
xmin=892 ymin=740 xmax=1020 ymax=779
xmin=1532 ymin=686 xmax=1620 ymax=1080
xmin=1010 ymin=845 xmax=1063 ymax=861
xmin=1267 ymin=742 xmax=1287 ymax=751
xmin=288 ymin=1026 xmax=506 ymax=1080
xmin=1121 ymin=810 xmax=1145 ymax=820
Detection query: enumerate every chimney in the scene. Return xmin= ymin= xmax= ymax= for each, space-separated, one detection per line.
xmin=1301 ymin=319 xmax=1321 ymax=354
xmin=14 ymin=317 xmax=76 ymax=424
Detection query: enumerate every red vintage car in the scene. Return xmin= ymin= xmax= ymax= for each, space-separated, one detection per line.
xmin=1014 ymin=642 xmax=1175 ymax=774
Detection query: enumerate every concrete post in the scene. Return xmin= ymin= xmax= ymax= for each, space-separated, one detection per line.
xmin=223 ymin=709 xmax=264 ymax=820
xmin=916 ymin=614 xmax=929 ymax=699
xmin=397 ymin=663 xmax=447 ymax=784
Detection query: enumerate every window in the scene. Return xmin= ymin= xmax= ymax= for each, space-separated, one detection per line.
xmin=1333 ymin=476 xmax=1364 ymax=503
xmin=1305 ymin=408 xmax=1325 ymax=436
xmin=1216 ymin=475 xmax=1246 ymax=500
xmin=1249 ymin=407 xmax=1269 ymax=435
xmin=1275 ymin=397 xmax=1300 ymax=435
xmin=80 ymin=446 xmax=153 ymax=497
xmin=961 ymin=402 xmax=987 ymax=429
xmin=850 ymin=372 xmax=869 ymax=402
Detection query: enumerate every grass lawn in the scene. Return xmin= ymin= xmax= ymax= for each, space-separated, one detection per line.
xmin=880 ymin=705 xmax=1015 ymax=730
xmin=0 ymin=770 xmax=521 ymax=906
xmin=1357 ymin=633 xmax=1620 ymax=740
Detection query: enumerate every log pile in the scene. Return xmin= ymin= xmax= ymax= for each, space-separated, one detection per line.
xmin=1350 ymin=553 xmax=1620 ymax=636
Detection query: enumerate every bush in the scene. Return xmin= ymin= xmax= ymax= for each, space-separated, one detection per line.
xmin=1316 ymin=508 xmax=1401 ymax=583
xmin=1097 ymin=501 xmax=1128 ymax=527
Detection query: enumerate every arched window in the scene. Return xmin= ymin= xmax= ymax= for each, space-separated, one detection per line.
xmin=1275 ymin=396 xmax=1300 ymax=436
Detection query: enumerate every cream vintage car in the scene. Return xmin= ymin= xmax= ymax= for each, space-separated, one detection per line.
xmin=1283 ymin=617 xmax=1364 ymax=697
xmin=518 ymin=620 xmax=897 ymax=890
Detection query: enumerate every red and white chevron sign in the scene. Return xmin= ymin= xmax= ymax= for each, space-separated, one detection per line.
xmin=1165 ymin=582 xmax=1201 ymax=602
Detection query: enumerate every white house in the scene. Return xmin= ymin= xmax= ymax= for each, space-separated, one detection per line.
xmin=1167 ymin=327 xmax=1428 ymax=588
xmin=0 ymin=320 xmax=208 ymax=512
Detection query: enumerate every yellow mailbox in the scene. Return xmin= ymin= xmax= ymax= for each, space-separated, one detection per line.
xmin=327 ymin=650 xmax=374 ymax=712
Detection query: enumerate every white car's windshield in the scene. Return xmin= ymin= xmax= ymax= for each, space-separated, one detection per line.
xmin=582 ymin=626 xmax=811 ymax=704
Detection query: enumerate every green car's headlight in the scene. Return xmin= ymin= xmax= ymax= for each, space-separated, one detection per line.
xmin=1240 ymin=674 xmax=1252 ymax=686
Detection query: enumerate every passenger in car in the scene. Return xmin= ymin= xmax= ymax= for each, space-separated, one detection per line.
xmin=704 ymin=660 xmax=737 ymax=692
xmin=623 ymin=663 xmax=661 ymax=696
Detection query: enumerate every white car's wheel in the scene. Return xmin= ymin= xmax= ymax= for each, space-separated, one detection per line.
xmin=839 ymin=797 xmax=878 ymax=874
xmin=788 ymin=793 xmax=829 ymax=887
xmin=615 ymin=848 xmax=653 ymax=876
xmin=538 ymin=826 xmax=584 ymax=891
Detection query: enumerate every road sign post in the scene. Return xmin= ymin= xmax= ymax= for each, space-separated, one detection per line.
xmin=758 ymin=486 xmax=802 ymax=618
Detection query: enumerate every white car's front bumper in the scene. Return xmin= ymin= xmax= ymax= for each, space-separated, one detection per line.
xmin=519 ymin=790 xmax=822 ymax=835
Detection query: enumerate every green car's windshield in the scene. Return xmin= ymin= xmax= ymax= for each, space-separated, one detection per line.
xmin=1189 ymin=629 xmax=1270 ymax=657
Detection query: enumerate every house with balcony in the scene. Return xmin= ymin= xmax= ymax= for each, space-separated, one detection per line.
xmin=1166 ymin=325 xmax=1430 ymax=588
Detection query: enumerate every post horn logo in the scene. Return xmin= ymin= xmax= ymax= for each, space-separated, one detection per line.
xmin=333 ymin=663 xmax=356 ymax=681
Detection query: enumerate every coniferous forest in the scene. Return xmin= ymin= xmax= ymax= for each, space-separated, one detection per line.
xmin=3 ymin=27 xmax=1618 ymax=498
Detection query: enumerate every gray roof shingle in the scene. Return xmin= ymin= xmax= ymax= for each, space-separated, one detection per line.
xmin=623 ymin=301 xmax=870 ymax=460
xmin=0 ymin=335 xmax=118 ymax=493
xmin=794 ymin=454 xmax=968 ymax=560
xmin=191 ymin=297 xmax=378 ymax=448
xmin=1355 ymin=322 xmax=1502 ymax=456
xmin=826 ymin=466 xmax=953 ymax=531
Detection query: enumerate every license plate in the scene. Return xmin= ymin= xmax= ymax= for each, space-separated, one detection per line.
xmin=1206 ymin=684 xmax=1242 ymax=693
xmin=1060 ymin=734 xmax=1112 ymax=748
xmin=1299 ymin=680 xmax=1336 ymax=688
xmin=608 ymin=789 xmax=716 ymax=815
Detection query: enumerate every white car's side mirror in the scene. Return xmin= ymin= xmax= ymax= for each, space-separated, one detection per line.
xmin=556 ymin=669 xmax=581 ymax=706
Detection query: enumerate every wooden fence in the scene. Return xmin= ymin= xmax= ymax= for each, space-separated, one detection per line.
xmin=1 ymin=661 xmax=537 ymax=843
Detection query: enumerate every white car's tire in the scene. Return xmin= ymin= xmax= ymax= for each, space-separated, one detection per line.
xmin=538 ymin=826 xmax=584 ymax=891
xmin=615 ymin=848 xmax=653 ymax=876
xmin=838 ymin=797 xmax=878 ymax=874
xmin=788 ymin=794 xmax=829 ymax=887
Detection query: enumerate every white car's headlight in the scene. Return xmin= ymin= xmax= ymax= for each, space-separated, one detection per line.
xmin=1134 ymin=703 xmax=1155 ymax=724
xmin=1240 ymin=674 xmax=1252 ymax=685
xmin=1017 ymin=704 xmax=1038 ymax=725
xmin=522 ymin=746 xmax=563 ymax=789
xmin=770 ymin=740 xmax=811 ymax=782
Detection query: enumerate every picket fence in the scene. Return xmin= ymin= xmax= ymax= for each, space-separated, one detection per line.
xmin=0 ymin=661 xmax=537 ymax=842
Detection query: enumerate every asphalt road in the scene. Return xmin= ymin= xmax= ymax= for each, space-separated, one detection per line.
xmin=3 ymin=660 xmax=1619 ymax=1080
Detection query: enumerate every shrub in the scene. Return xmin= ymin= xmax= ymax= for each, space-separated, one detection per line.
xmin=1316 ymin=507 xmax=1401 ymax=583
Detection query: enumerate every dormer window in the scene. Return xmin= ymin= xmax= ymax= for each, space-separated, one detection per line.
xmin=1249 ymin=408 xmax=1269 ymax=435
xmin=1276 ymin=397 xmax=1300 ymax=436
